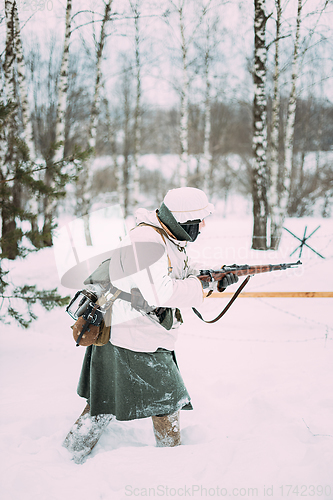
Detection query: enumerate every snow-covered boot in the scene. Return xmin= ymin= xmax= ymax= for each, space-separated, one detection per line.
xmin=63 ymin=403 xmax=113 ymax=464
xmin=151 ymin=411 xmax=181 ymax=447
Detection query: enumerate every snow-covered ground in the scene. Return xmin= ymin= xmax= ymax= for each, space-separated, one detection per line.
xmin=1 ymin=211 xmax=333 ymax=500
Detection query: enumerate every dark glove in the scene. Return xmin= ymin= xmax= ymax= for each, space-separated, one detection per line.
xmin=217 ymin=273 xmax=239 ymax=292
xmin=201 ymin=272 xmax=239 ymax=293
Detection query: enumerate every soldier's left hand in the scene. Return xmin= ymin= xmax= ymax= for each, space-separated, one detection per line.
xmin=217 ymin=273 xmax=239 ymax=292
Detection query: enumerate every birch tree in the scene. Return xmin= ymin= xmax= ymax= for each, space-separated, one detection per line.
xmin=54 ymin=0 xmax=72 ymax=161
xmin=42 ymin=0 xmax=72 ymax=246
xmin=200 ymin=2 xmax=218 ymax=196
xmin=130 ymin=0 xmax=142 ymax=208
xmin=252 ymin=0 xmax=269 ymax=250
xmin=88 ymin=0 xmax=113 ymax=150
xmin=285 ymin=0 xmax=329 ymax=211
xmin=104 ymin=93 xmax=122 ymax=206
xmin=168 ymin=0 xmax=212 ymax=187
xmin=0 ymin=1 xmax=78 ymax=258
xmin=12 ymin=1 xmax=40 ymax=238
xmin=280 ymin=0 xmax=302 ymax=218
xmin=13 ymin=3 xmax=34 ymax=158
xmin=268 ymin=0 xmax=282 ymax=250
xmin=121 ymin=63 xmax=132 ymax=218
xmin=202 ymin=25 xmax=212 ymax=196
xmin=177 ymin=0 xmax=190 ymax=187
xmin=75 ymin=0 xmax=113 ymax=244
xmin=1 ymin=0 xmax=21 ymax=259
xmin=0 ymin=7 xmax=69 ymax=323
xmin=267 ymin=0 xmax=330 ymax=248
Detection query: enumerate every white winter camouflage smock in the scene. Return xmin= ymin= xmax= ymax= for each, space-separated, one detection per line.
xmin=109 ymin=208 xmax=204 ymax=353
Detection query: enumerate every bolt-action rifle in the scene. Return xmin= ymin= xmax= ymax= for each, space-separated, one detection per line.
xmin=193 ymin=260 xmax=302 ymax=323
xmin=197 ymin=260 xmax=302 ymax=289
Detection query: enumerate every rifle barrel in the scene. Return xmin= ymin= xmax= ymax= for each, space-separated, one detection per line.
xmin=198 ymin=261 xmax=302 ymax=282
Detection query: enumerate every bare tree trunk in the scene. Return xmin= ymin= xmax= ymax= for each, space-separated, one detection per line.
xmin=42 ymin=0 xmax=72 ymax=246
xmin=13 ymin=3 xmax=34 ymax=158
xmin=2 ymin=0 xmax=20 ymax=259
xmin=104 ymin=94 xmax=122 ymax=207
xmin=122 ymin=73 xmax=131 ymax=218
xmin=178 ymin=0 xmax=189 ymax=187
xmin=77 ymin=0 xmax=113 ymax=245
xmin=131 ymin=0 xmax=142 ymax=208
xmin=252 ymin=0 xmax=268 ymax=250
xmin=13 ymin=2 xmax=39 ymax=239
xmin=0 ymin=121 xmax=6 ymax=176
xmin=82 ymin=214 xmax=92 ymax=246
xmin=115 ymin=161 xmax=123 ymax=209
xmin=268 ymin=0 xmax=282 ymax=249
xmin=287 ymin=0 xmax=329 ymax=216
xmin=4 ymin=1 xmax=16 ymax=109
xmin=54 ymin=0 xmax=72 ymax=161
xmin=202 ymin=17 xmax=212 ymax=195
xmin=281 ymin=0 xmax=302 ymax=215
xmin=89 ymin=0 xmax=113 ymax=149
xmin=170 ymin=0 xmax=213 ymax=187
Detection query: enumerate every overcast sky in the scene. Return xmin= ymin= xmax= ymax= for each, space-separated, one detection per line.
xmin=2 ymin=0 xmax=332 ymax=107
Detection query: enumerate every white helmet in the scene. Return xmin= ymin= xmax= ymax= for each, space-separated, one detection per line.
xmin=157 ymin=187 xmax=214 ymax=242
xmin=163 ymin=187 xmax=214 ymax=223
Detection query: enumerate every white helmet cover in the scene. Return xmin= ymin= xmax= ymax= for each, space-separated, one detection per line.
xmin=163 ymin=187 xmax=214 ymax=223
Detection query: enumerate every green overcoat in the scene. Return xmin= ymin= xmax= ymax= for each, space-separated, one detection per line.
xmin=77 ymin=342 xmax=192 ymax=419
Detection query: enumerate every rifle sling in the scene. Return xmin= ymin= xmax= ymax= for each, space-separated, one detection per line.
xmin=192 ymin=275 xmax=251 ymax=324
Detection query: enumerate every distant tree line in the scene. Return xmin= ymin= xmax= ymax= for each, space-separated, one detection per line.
xmin=1 ymin=0 xmax=332 ymax=326
xmin=26 ymin=38 xmax=333 ymax=197
xmin=1 ymin=0 xmax=333 ymax=256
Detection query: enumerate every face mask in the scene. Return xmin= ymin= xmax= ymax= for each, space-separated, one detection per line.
xmin=179 ymin=220 xmax=201 ymax=242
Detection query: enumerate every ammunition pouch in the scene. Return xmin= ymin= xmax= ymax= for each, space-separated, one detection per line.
xmin=147 ymin=307 xmax=183 ymax=331
xmin=151 ymin=307 xmax=173 ymax=330
xmin=67 ymin=255 xmax=180 ymax=346
xmin=68 ymin=288 xmax=120 ymax=347
xmin=70 ymin=295 xmax=111 ymax=347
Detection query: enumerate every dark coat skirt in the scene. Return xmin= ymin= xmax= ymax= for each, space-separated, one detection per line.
xmin=77 ymin=342 xmax=193 ymax=419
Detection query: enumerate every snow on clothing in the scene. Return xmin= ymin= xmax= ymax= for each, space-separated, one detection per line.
xmin=77 ymin=208 xmax=204 ymax=420
xmin=77 ymin=345 xmax=192 ymax=419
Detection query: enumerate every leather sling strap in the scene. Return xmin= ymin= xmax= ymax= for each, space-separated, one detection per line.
xmin=133 ymin=222 xmax=250 ymax=323
xmin=108 ymin=284 xmax=131 ymax=303
xmin=192 ymin=275 xmax=251 ymax=324
xmin=136 ymin=222 xmax=250 ymax=323
xmin=135 ymin=222 xmax=173 ymax=274
xmin=92 ymin=223 xmax=173 ymax=311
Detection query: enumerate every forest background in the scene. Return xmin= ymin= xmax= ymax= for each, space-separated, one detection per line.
xmin=0 ymin=0 xmax=333 ymax=324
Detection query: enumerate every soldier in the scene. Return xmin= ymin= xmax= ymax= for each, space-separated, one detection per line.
xmin=64 ymin=187 xmax=238 ymax=463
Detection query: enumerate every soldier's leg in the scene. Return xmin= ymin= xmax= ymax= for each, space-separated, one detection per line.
xmin=63 ymin=403 xmax=113 ymax=463
xmin=151 ymin=411 xmax=181 ymax=447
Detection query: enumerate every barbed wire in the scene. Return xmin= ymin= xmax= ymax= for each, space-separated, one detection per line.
xmin=183 ymin=293 xmax=333 ymax=344
xmin=257 ymin=297 xmax=333 ymax=333
xmin=302 ymin=419 xmax=333 ymax=439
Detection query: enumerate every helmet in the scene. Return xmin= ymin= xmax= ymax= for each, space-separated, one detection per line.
xmin=158 ymin=187 xmax=214 ymax=242
xmin=163 ymin=187 xmax=214 ymax=223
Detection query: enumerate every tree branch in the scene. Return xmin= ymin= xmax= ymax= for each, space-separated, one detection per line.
xmin=266 ymin=33 xmax=291 ymax=50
